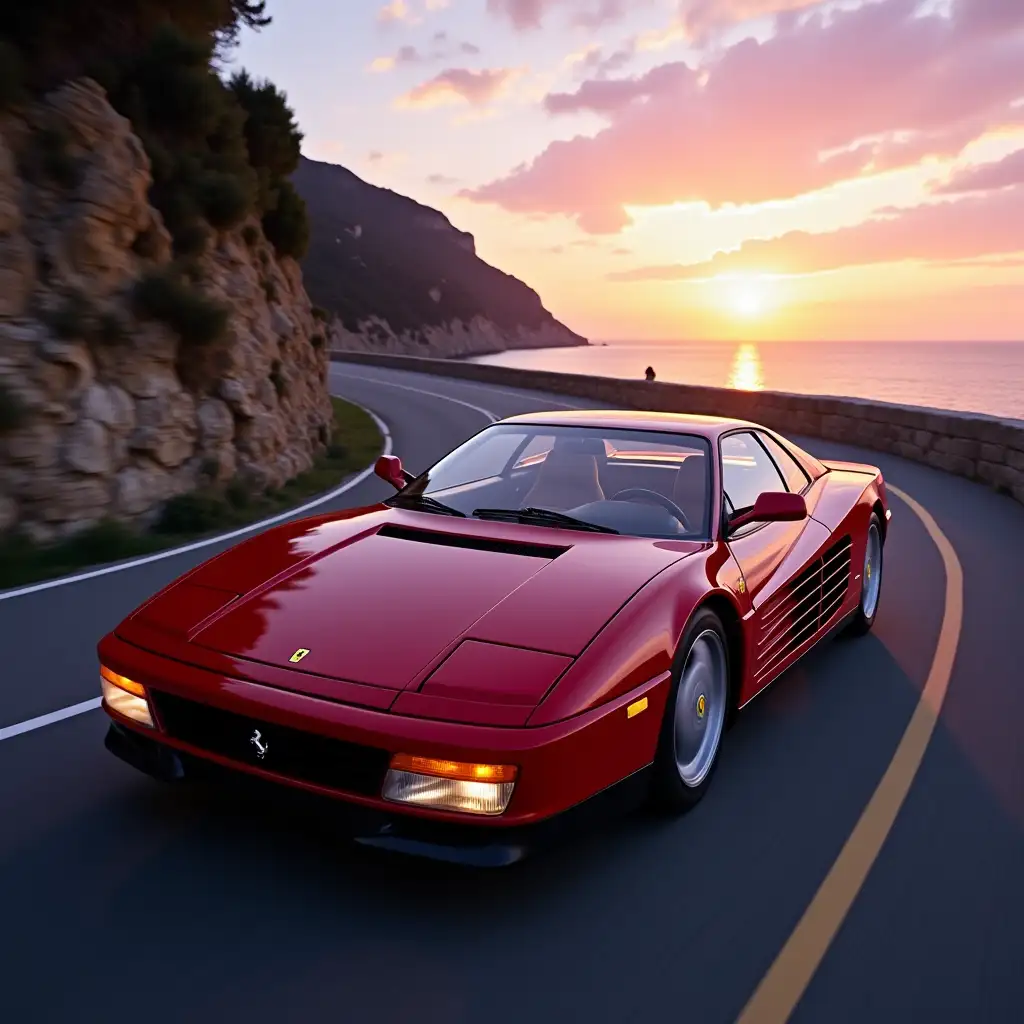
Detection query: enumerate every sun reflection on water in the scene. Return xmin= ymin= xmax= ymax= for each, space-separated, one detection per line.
xmin=727 ymin=343 xmax=765 ymax=391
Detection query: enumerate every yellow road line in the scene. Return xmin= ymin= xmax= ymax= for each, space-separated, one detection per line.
xmin=736 ymin=484 xmax=964 ymax=1024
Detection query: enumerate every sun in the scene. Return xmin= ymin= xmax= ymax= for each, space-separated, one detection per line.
xmin=717 ymin=274 xmax=773 ymax=319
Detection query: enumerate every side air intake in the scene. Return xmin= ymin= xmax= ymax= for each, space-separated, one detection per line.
xmin=754 ymin=536 xmax=853 ymax=683
xmin=376 ymin=523 xmax=567 ymax=559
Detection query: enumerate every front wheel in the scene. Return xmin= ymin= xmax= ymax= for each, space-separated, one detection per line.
xmin=649 ymin=608 xmax=731 ymax=814
xmin=846 ymin=513 xmax=884 ymax=637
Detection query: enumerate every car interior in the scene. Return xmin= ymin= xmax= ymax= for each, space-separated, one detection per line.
xmin=417 ymin=430 xmax=713 ymax=538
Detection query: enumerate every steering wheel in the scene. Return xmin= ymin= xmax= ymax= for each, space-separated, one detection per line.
xmin=612 ymin=488 xmax=692 ymax=531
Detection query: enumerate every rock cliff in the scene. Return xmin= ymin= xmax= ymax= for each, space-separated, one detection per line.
xmin=0 ymin=80 xmax=333 ymax=543
xmin=292 ymin=157 xmax=588 ymax=357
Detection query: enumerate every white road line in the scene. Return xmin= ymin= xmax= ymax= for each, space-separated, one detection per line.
xmin=334 ymin=363 xmax=587 ymax=412
xmin=0 ymin=698 xmax=103 ymax=742
xmin=0 ymin=377 xmax=501 ymax=741
xmin=0 ymin=400 xmax=392 ymax=603
xmin=337 ymin=372 xmax=499 ymax=422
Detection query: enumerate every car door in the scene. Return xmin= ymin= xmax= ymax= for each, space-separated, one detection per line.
xmin=720 ymin=431 xmax=830 ymax=698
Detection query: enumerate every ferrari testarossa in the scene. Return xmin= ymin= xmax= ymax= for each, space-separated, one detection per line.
xmin=99 ymin=410 xmax=890 ymax=864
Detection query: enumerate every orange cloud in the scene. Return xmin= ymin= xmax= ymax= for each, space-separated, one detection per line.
xmin=378 ymin=0 xmax=414 ymax=23
xmin=607 ymin=185 xmax=1024 ymax=280
xmin=465 ymin=0 xmax=1024 ymax=232
xmin=396 ymin=68 xmax=517 ymax=109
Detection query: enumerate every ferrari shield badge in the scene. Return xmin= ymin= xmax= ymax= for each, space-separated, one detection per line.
xmin=737 ymin=577 xmax=747 ymax=594
xmin=289 ymin=648 xmax=310 ymax=663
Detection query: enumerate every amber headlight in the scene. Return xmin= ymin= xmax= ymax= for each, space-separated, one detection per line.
xmin=100 ymin=665 xmax=154 ymax=728
xmin=382 ymin=753 xmax=517 ymax=816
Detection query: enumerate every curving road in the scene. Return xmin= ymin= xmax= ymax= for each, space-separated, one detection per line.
xmin=1 ymin=361 xmax=1022 ymax=1023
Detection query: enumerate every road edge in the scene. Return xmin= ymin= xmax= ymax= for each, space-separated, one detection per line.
xmin=0 ymin=398 xmax=392 ymax=604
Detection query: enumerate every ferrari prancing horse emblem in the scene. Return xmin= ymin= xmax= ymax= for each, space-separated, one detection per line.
xmin=289 ymin=648 xmax=310 ymax=663
xmin=696 ymin=694 xmax=707 ymax=720
xmin=737 ymin=577 xmax=746 ymax=594
xmin=249 ymin=729 xmax=268 ymax=759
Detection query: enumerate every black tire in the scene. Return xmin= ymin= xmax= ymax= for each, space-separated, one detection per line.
xmin=846 ymin=512 xmax=884 ymax=637
xmin=649 ymin=607 xmax=732 ymax=814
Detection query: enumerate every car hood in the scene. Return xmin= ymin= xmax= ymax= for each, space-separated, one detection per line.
xmin=154 ymin=514 xmax=697 ymax=692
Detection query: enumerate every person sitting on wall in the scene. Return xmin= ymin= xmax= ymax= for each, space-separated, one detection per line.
xmin=645 ymin=366 xmax=656 ymax=382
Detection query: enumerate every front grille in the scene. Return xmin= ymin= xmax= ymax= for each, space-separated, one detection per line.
xmin=150 ymin=691 xmax=392 ymax=797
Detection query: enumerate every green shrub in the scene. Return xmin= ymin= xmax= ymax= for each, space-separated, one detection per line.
xmin=27 ymin=125 xmax=80 ymax=189
xmin=262 ymin=179 xmax=309 ymax=259
xmin=43 ymin=288 xmax=93 ymax=339
xmin=270 ymin=359 xmax=285 ymax=396
xmin=198 ymin=169 xmax=252 ymax=228
xmin=95 ymin=310 xmax=128 ymax=346
xmin=0 ymin=40 xmax=26 ymax=110
xmin=226 ymin=478 xmax=252 ymax=508
xmin=155 ymin=492 xmax=232 ymax=534
xmin=131 ymin=224 xmax=165 ymax=259
xmin=0 ymin=383 xmax=26 ymax=433
xmin=133 ymin=270 xmax=229 ymax=346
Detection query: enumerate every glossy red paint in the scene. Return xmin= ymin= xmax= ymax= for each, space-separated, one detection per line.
xmin=374 ymin=455 xmax=408 ymax=490
xmin=728 ymin=491 xmax=807 ymax=531
xmin=98 ymin=412 xmax=889 ymax=835
xmin=99 ymin=630 xmax=669 ymax=826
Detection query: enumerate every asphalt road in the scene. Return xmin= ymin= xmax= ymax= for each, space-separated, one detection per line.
xmin=1 ymin=362 xmax=1021 ymax=1024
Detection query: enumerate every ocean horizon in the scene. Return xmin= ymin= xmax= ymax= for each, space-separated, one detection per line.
xmin=469 ymin=340 xmax=1024 ymax=422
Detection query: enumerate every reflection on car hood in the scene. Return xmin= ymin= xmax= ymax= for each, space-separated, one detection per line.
xmin=180 ymin=513 xmax=698 ymax=690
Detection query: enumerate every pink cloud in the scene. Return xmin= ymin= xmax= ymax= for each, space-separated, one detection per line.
xmin=936 ymin=147 xmax=1024 ymax=194
xmin=465 ymin=0 xmax=1024 ymax=232
xmin=607 ymin=184 xmax=1024 ymax=279
xmin=681 ymin=0 xmax=826 ymax=39
xmin=486 ymin=0 xmax=631 ymax=30
xmin=397 ymin=67 xmax=515 ymax=108
xmin=545 ymin=62 xmax=695 ymax=115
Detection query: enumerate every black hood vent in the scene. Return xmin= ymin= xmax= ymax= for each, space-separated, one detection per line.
xmin=377 ymin=523 xmax=567 ymax=559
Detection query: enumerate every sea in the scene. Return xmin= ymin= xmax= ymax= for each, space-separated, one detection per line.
xmin=468 ymin=341 xmax=1024 ymax=422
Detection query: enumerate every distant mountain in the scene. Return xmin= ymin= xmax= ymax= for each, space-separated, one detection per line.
xmin=291 ymin=157 xmax=588 ymax=356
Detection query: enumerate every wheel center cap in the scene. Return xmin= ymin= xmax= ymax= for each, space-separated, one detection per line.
xmin=866 ymin=561 xmax=872 ymax=580
xmin=696 ymin=693 xmax=707 ymax=720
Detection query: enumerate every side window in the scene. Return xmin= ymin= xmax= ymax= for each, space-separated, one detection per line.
xmin=757 ymin=433 xmax=810 ymax=493
xmin=720 ymin=431 xmax=787 ymax=513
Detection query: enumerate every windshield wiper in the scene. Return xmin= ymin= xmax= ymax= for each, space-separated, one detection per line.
xmin=471 ymin=506 xmax=619 ymax=534
xmin=387 ymin=493 xmax=467 ymax=517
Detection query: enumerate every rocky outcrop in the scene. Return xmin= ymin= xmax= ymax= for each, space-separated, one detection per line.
xmin=328 ymin=313 xmax=585 ymax=358
xmin=0 ymin=79 xmax=333 ymax=544
xmin=292 ymin=157 xmax=588 ymax=357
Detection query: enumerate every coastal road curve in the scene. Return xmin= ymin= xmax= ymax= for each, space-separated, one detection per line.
xmin=1 ymin=362 xmax=1022 ymax=1024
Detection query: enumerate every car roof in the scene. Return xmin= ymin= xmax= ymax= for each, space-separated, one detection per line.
xmin=497 ymin=408 xmax=759 ymax=440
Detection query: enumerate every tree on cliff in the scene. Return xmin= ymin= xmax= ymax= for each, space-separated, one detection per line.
xmin=0 ymin=0 xmax=309 ymax=260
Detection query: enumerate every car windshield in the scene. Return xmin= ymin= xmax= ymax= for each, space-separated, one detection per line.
xmin=393 ymin=424 xmax=713 ymax=539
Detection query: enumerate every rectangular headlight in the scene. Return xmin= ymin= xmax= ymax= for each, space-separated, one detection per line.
xmin=382 ymin=753 xmax=517 ymax=816
xmin=100 ymin=665 xmax=154 ymax=729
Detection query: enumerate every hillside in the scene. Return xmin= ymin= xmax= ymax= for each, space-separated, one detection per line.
xmin=292 ymin=156 xmax=588 ymax=356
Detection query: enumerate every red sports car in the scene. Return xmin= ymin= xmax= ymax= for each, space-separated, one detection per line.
xmin=99 ymin=410 xmax=889 ymax=864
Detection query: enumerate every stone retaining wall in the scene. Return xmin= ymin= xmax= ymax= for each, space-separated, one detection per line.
xmin=331 ymin=350 xmax=1024 ymax=507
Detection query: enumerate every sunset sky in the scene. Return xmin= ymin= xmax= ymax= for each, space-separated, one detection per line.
xmin=235 ymin=0 xmax=1024 ymax=342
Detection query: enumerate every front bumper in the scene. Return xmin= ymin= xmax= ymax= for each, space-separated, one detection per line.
xmin=98 ymin=632 xmax=670 ymax=862
xmin=105 ymin=721 xmax=653 ymax=866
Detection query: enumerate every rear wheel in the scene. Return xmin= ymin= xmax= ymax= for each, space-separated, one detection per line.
xmin=650 ymin=608 xmax=731 ymax=813
xmin=846 ymin=513 xmax=884 ymax=637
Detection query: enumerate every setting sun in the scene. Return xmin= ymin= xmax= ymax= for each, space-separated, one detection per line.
xmin=718 ymin=275 xmax=773 ymax=319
